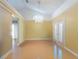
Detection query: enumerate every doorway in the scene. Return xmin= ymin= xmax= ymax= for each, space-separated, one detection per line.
xmin=11 ymin=17 xmax=19 ymax=47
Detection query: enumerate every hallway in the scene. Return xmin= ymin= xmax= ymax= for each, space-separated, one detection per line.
xmin=0 ymin=0 xmax=78 ymax=59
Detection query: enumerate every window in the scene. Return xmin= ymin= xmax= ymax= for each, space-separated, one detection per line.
xmin=54 ymin=21 xmax=65 ymax=43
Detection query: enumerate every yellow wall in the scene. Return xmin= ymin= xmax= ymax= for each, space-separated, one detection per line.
xmin=63 ymin=48 xmax=77 ymax=59
xmin=0 ymin=1 xmax=25 ymax=56
xmin=0 ymin=9 xmax=2 ymax=56
xmin=23 ymin=20 xmax=52 ymax=40
xmin=52 ymin=3 xmax=78 ymax=54
xmin=0 ymin=5 xmax=12 ymax=56
xmin=18 ymin=16 xmax=25 ymax=44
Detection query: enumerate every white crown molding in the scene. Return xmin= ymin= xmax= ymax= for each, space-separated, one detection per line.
xmin=52 ymin=0 xmax=77 ymax=19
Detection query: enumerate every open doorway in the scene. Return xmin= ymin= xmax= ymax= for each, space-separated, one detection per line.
xmin=53 ymin=21 xmax=65 ymax=44
xmin=11 ymin=17 xmax=19 ymax=47
xmin=53 ymin=20 xmax=65 ymax=59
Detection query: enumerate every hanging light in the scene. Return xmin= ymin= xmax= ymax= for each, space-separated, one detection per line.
xmin=33 ymin=15 xmax=44 ymax=23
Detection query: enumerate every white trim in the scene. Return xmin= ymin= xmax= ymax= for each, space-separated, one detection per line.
xmin=78 ymin=0 xmax=79 ymax=59
xmin=64 ymin=46 xmax=78 ymax=57
xmin=1 ymin=49 xmax=12 ymax=59
xmin=52 ymin=0 xmax=77 ymax=19
xmin=25 ymin=38 xmax=52 ymax=40
xmin=0 ymin=41 xmax=23 ymax=59
xmin=55 ymin=41 xmax=78 ymax=57
xmin=17 ymin=39 xmax=24 ymax=46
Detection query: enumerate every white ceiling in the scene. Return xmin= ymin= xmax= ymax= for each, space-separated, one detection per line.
xmin=6 ymin=0 xmax=77 ymax=20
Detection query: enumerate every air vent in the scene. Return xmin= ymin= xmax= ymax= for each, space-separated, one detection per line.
xmin=26 ymin=0 xmax=29 ymax=3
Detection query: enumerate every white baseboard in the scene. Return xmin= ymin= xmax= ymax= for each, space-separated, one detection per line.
xmin=25 ymin=38 xmax=52 ymax=40
xmin=1 ymin=50 xmax=12 ymax=59
xmin=1 ymin=40 xmax=24 ymax=59
xmin=17 ymin=40 xmax=24 ymax=46
xmin=55 ymin=41 xmax=78 ymax=57
xmin=64 ymin=46 xmax=78 ymax=57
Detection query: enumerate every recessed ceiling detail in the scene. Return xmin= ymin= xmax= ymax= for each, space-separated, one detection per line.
xmin=6 ymin=0 xmax=77 ymax=20
xmin=24 ymin=0 xmax=65 ymax=14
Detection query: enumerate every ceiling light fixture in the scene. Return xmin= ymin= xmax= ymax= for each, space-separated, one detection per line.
xmin=33 ymin=15 xmax=44 ymax=23
xmin=12 ymin=14 xmax=15 ymax=17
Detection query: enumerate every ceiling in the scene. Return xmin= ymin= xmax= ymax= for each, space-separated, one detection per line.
xmin=6 ymin=0 xmax=77 ymax=20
